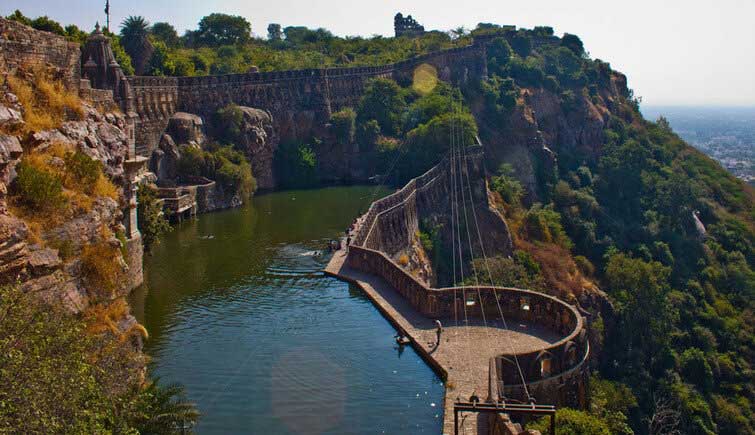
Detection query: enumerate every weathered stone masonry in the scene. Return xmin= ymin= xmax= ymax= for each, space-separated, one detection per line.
xmin=344 ymin=151 xmax=589 ymax=409
xmin=123 ymin=42 xmax=488 ymax=157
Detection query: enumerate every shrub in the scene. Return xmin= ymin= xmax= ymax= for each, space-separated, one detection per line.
xmin=0 ymin=284 xmax=197 ymax=433
xmin=212 ymin=104 xmax=244 ymax=145
xmin=330 ymin=108 xmax=356 ymax=144
xmin=529 ymin=408 xmax=611 ymax=435
xmin=12 ymin=161 xmax=65 ymax=211
xmin=64 ymin=151 xmax=101 ymax=193
xmin=177 ymin=145 xmax=256 ymax=199
xmin=357 ymin=78 xmax=407 ymax=135
xmin=490 ymin=164 xmax=523 ymax=206
xmin=81 ymin=240 xmax=124 ymax=298
xmin=137 ymin=184 xmax=171 ymax=252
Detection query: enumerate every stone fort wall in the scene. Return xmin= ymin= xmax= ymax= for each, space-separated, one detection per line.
xmin=125 ymin=42 xmax=487 ymax=156
xmin=346 ymin=145 xmax=587 ymax=408
xmin=0 ymin=18 xmax=81 ymax=88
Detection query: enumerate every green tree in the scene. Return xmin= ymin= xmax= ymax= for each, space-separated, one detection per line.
xmin=510 ymin=30 xmax=532 ymax=58
xmin=330 ymin=108 xmax=356 ymax=144
xmin=30 ymin=16 xmax=65 ymax=35
xmin=357 ymin=78 xmax=407 ymax=135
xmin=562 ymin=33 xmax=585 ymax=56
xmin=196 ymin=13 xmax=251 ymax=46
xmin=274 ymin=141 xmax=318 ymax=189
xmin=120 ymin=16 xmax=154 ymax=75
xmin=151 ymin=22 xmax=180 ymax=47
xmin=529 ymin=409 xmax=611 ymax=435
xmin=679 ymin=348 xmax=714 ymax=392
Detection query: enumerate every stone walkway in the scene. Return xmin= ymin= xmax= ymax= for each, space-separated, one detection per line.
xmin=324 ymin=250 xmax=559 ymax=435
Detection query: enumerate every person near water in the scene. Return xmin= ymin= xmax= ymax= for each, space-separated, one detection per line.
xmin=435 ymin=320 xmax=442 ymax=346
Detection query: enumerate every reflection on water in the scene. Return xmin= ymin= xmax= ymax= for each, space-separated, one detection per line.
xmin=130 ymin=186 xmax=444 ymax=434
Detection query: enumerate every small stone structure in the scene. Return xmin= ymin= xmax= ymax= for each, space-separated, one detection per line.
xmin=394 ymin=12 xmax=426 ymax=38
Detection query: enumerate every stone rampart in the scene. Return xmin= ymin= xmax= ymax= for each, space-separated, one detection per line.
xmin=345 ymin=242 xmax=589 ymax=407
xmin=0 ymin=18 xmax=81 ymax=88
xmin=345 ymin=143 xmax=587 ymax=408
xmin=126 ymin=42 xmax=487 ymax=155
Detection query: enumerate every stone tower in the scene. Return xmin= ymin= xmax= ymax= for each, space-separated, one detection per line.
xmin=394 ymin=13 xmax=425 ymax=38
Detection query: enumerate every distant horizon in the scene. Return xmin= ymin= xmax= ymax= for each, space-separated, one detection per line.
xmin=3 ymin=0 xmax=754 ymax=107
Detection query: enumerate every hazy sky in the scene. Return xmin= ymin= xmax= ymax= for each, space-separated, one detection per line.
xmin=4 ymin=0 xmax=755 ymax=106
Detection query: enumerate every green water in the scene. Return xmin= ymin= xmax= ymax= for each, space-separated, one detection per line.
xmin=130 ymin=186 xmax=445 ymax=434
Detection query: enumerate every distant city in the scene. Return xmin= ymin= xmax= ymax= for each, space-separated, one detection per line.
xmin=642 ymin=106 xmax=755 ymax=186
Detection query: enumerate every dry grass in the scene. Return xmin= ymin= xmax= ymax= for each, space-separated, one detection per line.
xmin=398 ymin=253 xmax=410 ymax=267
xmin=80 ymin=231 xmax=125 ymax=300
xmin=5 ymin=68 xmax=83 ymax=136
xmin=84 ymin=298 xmax=148 ymax=343
xmin=92 ymin=174 xmax=119 ymax=200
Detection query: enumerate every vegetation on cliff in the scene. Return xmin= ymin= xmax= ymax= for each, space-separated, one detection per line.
xmin=354 ymin=78 xmax=478 ymax=184
xmin=1 ymin=65 xmax=198 ymax=433
xmin=470 ymin=27 xmax=754 ymax=435
xmin=0 ymin=285 xmax=198 ymax=433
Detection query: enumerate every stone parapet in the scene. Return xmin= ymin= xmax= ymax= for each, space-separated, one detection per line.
xmin=0 ymin=18 xmax=81 ymax=89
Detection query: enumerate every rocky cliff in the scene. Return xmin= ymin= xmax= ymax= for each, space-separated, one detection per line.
xmin=0 ymin=19 xmax=143 ymax=340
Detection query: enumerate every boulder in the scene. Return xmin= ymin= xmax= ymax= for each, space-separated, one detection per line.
xmin=150 ymin=133 xmax=181 ymax=183
xmin=165 ymin=112 xmax=204 ymax=147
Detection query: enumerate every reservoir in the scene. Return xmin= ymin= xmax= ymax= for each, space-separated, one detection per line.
xmin=130 ymin=186 xmax=445 ymax=434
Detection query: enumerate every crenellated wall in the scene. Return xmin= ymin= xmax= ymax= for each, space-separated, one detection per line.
xmin=124 ymin=41 xmax=488 ymax=156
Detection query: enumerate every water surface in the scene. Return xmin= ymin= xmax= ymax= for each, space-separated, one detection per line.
xmin=130 ymin=186 xmax=444 ymax=434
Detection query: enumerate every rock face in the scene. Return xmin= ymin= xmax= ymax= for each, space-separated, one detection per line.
xmin=472 ymin=73 xmax=628 ymax=203
xmin=232 ymin=107 xmax=278 ymax=190
xmin=0 ymin=97 xmax=132 ymax=314
xmin=166 ymin=112 xmax=204 ymax=147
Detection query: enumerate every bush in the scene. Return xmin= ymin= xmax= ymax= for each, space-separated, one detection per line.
xmin=490 ymin=164 xmax=523 ymax=206
xmin=12 ymin=161 xmax=65 ymax=211
xmin=64 ymin=151 xmax=101 ymax=193
xmin=177 ymin=145 xmax=256 ymax=199
xmin=6 ymin=70 xmax=83 ymax=134
xmin=330 ymin=108 xmax=356 ymax=144
xmin=357 ymin=78 xmax=407 ymax=135
xmin=212 ymin=104 xmax=245 ymax=145
xmin=522 ymin=205 xmax=571 ymax=248
xmin=137 ymin=184 xmax=172 ymax=252
xmin=81 ymin=240 xmax=124 ymax=298
xmin=0 ymin=285 xmax=198 ymax=433
xmin=528 ymin=409 xmax=611 ymax=435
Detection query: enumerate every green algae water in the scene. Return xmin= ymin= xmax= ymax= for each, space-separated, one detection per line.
xmin=130 ymin=186 xmax=444 ymax=434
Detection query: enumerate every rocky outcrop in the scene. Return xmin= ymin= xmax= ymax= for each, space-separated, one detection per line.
xmin=27 ymin=105 xmax=130 ymax=181
xmin=165 ymin=112 xmax=204 ymax=147
xmin=232 ymin=107 xmax=278 ymax=190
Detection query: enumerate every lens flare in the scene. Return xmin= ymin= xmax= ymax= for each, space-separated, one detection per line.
xmin=412 ymin=63 xmax=438 ymax=95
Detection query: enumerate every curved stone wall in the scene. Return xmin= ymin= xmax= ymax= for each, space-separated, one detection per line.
xmin=345 ymin=145 xmax=588 ymax=408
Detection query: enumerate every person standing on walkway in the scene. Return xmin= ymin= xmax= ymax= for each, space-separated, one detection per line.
xmin=435 ymin=320 xmax=442 ymax=347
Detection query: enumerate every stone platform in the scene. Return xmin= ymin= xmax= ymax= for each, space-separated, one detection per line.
xmin=325 ymin=250 xmax=560 ymax=435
